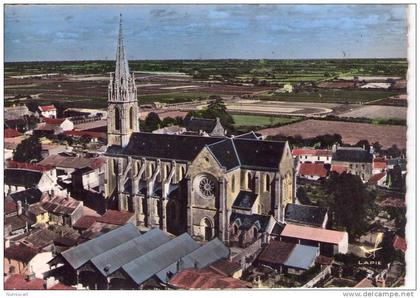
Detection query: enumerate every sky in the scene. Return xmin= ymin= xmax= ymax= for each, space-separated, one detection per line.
xmin=5 ymin=4 xmax=408 ymax=62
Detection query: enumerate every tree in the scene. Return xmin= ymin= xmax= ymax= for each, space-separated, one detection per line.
xmin=296 ymin=187 xmax=311 ymax=205
xmin=161 ymin=117 xmax=176 ymax=128
xmin=324 ymin=172 xmax=376 ymax=240
xmin=144 ymin=112 xmax=161 ymax=132
xmin=13 ymin=135 xmax=43 ymax=163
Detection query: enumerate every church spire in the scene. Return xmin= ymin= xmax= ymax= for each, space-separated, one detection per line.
xmin=115 ymin=14 xmax=130 ymax=82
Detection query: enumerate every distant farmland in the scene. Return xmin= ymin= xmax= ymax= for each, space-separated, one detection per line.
xmin=258 ymin=119 xmax=407 ymax=149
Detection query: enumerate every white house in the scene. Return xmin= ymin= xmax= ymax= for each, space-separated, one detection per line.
xmin=38 ymin=105 xmax=57 ymax=118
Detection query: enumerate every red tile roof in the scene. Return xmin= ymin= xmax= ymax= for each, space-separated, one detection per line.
xmin=209 ymin=259 xmax=242 ymax=277
xmin=4 ymin=275 xmax=45 ymax=290
xmin=298 ymin=163 xmax=328 ymax=178
xmin=257 ymin=240 xmax=296 ymax=265
xmin=97 ymin=210 xmax=134 ymax=226
xmin=315 ymin=255 xmax=333 ymax=266
xmin=64 ymin=130 xmax=106 ymax=140
xmin=73 ymin=215 xmax=99 ymax=230
xmin=7 ymin=160 xmax=54 ymax=172
xmin=39 ymin=105 xmax=56 ymax=111
xmin=4 ymin=245 xmax=38 ymax=263
xmin=4 ymin=274 xmax=75 ymax=290
xmin=292 ymin=148 xmax=332 ymax=157
xmin=42 ymin=117 xmax=66 ymax=125
xmin=368 ymin=172 xmax=386 ymax=185
xmin=4 ymin=128 xmax=22 ymax=138
xmin=292 ymin=148 xmax=316 ymax=156
xmin=331 ymin=164 xmax=348 ymax=174
xmin=378 ymin=198 xmax=405 ymax=209
xmin=281 ymin=224 xmax=347 ymax=245
xmin=5 ymin=198 xmax=18 ymax=214
xmin=354 ymin=277 xmax=376 ymax=288
xmin=169 ymin=268 xmax=251 ymax=289
xmin=393 ymin=235 xmax=407 ymax=252
xmin=373 ymin=158 xmax=387 ymax=170
xmin=49 ymin=283 xmax=76 ymax=290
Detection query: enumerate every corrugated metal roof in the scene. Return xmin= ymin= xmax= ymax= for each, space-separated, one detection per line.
xmin=90 ymin=228 xmax=171 ymax=276
xmin=283 ymin=244 xmax=319 ymax=270
xmin=61 ymin=223 xmax=141 ymax=269
xmin=121 ymin=233 xmax=200 ymax=285
xmin=180 ymin=238 xmax=230 ymax=270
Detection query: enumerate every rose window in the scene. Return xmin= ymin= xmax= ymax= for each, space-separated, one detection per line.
xmin=198 ymin=176 xmax=216 ymax=198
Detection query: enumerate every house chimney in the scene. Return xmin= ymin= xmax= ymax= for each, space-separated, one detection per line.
xmin=17 ymin=200 xmax=23 ymax=216
xmin=44 ymin=277 xmax=58 ymax=289
xmin=370 ymin=145 xmax=374 ymax=154
xmin=26 ymin=266 xmax=36 ymax=281
xmin=332 ymin=144 xmax=337 ymax=153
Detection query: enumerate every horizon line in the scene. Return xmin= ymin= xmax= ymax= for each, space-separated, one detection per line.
xmin=5 ymin=57 xmax=408 ymax=63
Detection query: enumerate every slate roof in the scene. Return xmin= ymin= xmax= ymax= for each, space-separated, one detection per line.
xmin=284 ymin=204 xmax=328 ymax=227
xmin=232 ymin=138 xmax=285 ymax=170
xmin=257 ymin=240 xmax=296 ymax=265
xmin=90 ymin=228 xmax=171 ymax=276
xmin=232 ymin=191 xmax=258 ymax=210
xmin=9 ymin=188 xmax=43 ymax=205
xmin=332 ymin=147 xmax=373 ymax=163
xmin=230 ymin=213 xmax=271 ymax=232
xmin=108 ymin=132 xmax=287 ymax=171
xmin=207 ymin=139 xmax=240 ymax=171
xmin=283 ymin=244 xmax=319 ymax=270
xmin=185 ymin=117 xmax=217 ymax=133
xmin=5 ymin=169 xmax=44 ymax=187
xmin=121 ymin=233 xmax=200 ymax=285
xmin=119 ymin=132 xmax=224 ymax=161
xmin=60 ymin=223 xmax=141 ymax=269
xmin=181 ymin=238 xmax=230 ymax=270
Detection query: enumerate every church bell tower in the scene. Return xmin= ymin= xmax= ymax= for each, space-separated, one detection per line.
xmin=107 ymin=14 xmax=139 ymax=147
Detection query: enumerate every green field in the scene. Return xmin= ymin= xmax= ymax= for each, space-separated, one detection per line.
xmin=5 ymin=58 xmax=408 ymax=82
xmin=232 ymin=114 xmax=302 ymax=128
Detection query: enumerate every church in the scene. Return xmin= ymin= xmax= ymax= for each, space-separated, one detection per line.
xmin=104 ymin=18 xmax=296 ymax=244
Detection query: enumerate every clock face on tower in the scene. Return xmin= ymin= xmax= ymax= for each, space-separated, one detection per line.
xmin=194 ymin=174 xmax=217 ymax=199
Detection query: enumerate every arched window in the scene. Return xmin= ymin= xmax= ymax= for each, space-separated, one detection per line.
xmin=165 ymin=164 xmax=170 ymax=181
xmin=247 ymin=172 xmax=252 ymax=190
xmin=231 ymin=175 xmax=235 ymax=193
xmin=114 ymin=107 xmax=120 ymax=131
xmin=265 ymin=174 xmax=270 ymax=192
xmin=129 ymin=107 xmax=134 ymax=129
xmin=252 ymin=226 xmax=259 ymax=241
xmin=148 ymin=163 xmax=155 ymax=179
xmin=133 ymin=161 xmax=139 ymax=177
xmin=233 ymin=224 xmax=239 ymax=236
xmin=113 ymin=159 xmax=119 ymax=175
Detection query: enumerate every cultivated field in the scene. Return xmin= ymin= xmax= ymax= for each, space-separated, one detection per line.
xmin=258 ymin=119 xmax=407 ymax=149
xmin=232 ymin=115 xmax=302 ymax=128
xmin=338 ymin=105 xmax=407 ymax=120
